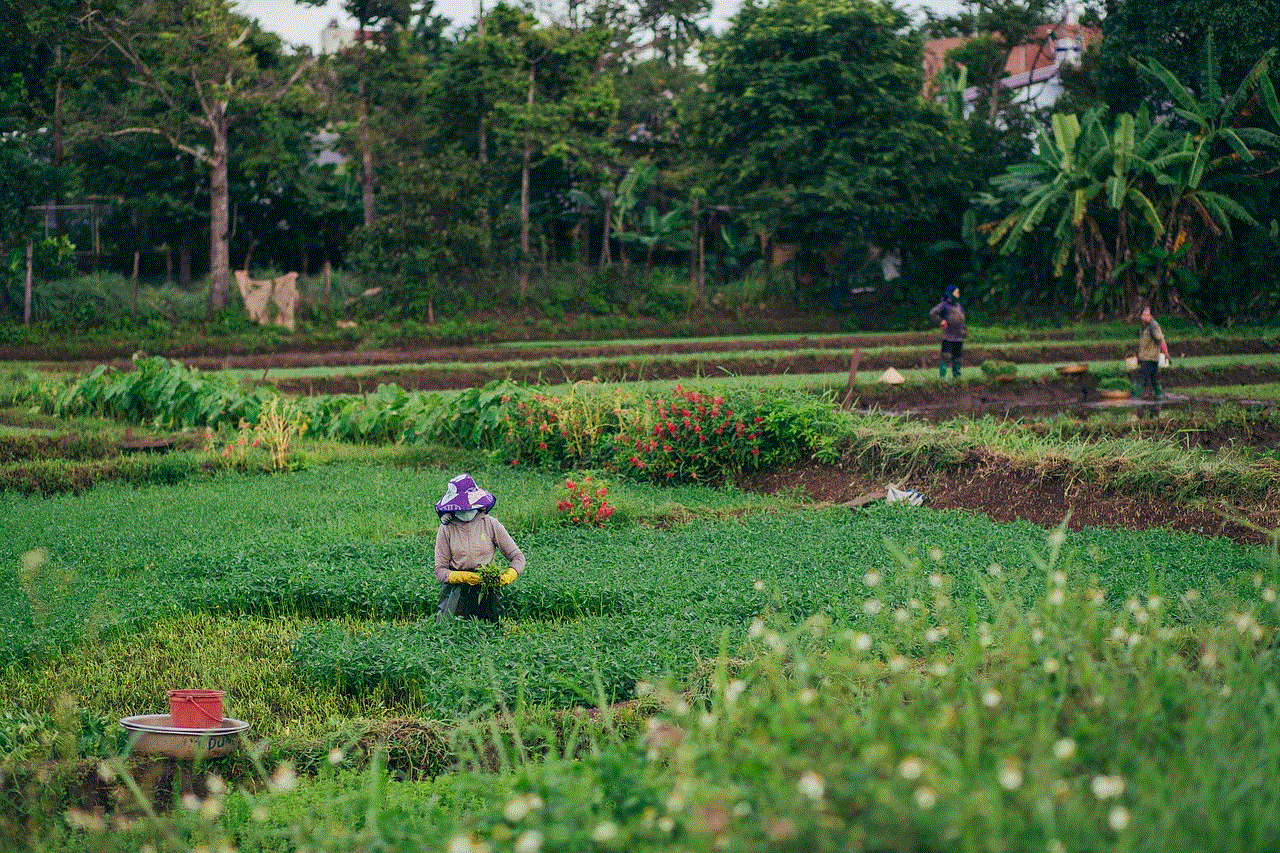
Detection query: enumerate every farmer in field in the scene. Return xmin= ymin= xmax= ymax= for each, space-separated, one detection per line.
xmin=434 ymin=473 xmax=525 ymax=623
xmin=929 ymin=284 xmax=968 ymax=380
xmin=1137 ymin=305 xmax=1172 ymax=400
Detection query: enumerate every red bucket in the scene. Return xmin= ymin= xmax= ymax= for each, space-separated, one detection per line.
xmin=167 ymin=689 xmax=226 ymax=729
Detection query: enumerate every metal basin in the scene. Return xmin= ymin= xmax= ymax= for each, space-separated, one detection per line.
xmin=120 ymin=714 xmax=249 ymax=760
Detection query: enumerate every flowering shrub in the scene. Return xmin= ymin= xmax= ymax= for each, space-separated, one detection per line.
xmin=555 ymin=475 xmax=617 ymax=527
xmin=202 ymin=397 xmax=307 ymax=472
xmin=499 ymin=381 xmax=628 ymax=469
xmin=611 ymin=385 xmax=764 ymax=483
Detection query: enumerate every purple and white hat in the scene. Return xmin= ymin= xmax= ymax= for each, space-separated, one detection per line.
xmin=435 ymin=473 xmax=496 ymax=516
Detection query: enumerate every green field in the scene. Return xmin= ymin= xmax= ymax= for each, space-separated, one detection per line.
xmin=2 ymin=458 xmax=1278 ymax=851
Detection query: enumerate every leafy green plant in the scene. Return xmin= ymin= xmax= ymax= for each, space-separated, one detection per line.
xmin=980 ymin=358 xmax=1018 ymax=378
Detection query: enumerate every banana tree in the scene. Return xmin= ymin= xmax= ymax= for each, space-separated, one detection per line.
xmin=987 ymin=107 xmax=1164 ymax=317
xmin=608 ymin=160 xmax=657 ymax=278
xmin=1130 ymin=44 xmax=1280 ymax=316
xmin=620 ymin=204 xmax=689 ymax=275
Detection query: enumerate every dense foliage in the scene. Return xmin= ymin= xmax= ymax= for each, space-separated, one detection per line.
xmin=5 ymin=0 xmax=1277 ymax=328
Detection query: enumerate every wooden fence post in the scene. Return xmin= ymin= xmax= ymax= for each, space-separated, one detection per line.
xmin=841 ymin=349 xmax=863 ymax=410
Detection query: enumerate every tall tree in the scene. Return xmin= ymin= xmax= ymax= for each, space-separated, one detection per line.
xmin=1095 ymin=0 xmax=1280 ymax=114
xmin=298 ymin=0 xmax=412 ymax=228
xmin=81 ymin=0 xmax=315 ymax=316
xmin=700 ymin=0 xmax=971 ymax=277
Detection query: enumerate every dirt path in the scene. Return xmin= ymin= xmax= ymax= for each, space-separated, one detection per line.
xmin=741 ymin=457 xmax=1279 ymax=547
xmin=183 ymin=337 xmax=1278 ymax=397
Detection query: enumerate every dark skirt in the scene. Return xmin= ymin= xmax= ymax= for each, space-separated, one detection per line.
xmin=436 ymin=583 xmax=501 ymax=623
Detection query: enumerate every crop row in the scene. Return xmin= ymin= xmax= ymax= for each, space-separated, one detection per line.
xmin=3 ymin=464 xmax=1269 ymax=717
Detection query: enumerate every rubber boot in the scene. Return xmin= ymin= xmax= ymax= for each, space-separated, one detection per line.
xmin=939 ymin=364 xmax=948 ymax=380
xmin=951 ymin=360 xmax=961 ymax=380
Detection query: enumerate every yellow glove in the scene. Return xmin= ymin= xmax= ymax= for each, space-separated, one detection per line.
xmin=447 ymin=570 xmax=483 ymax=585
xmin=499 ymin=568 xmax=519 ymax=586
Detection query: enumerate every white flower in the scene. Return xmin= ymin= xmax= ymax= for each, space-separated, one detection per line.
xmin=913 ymin=786 xmax=937 ymax=809
xmin=1108 ymin=805 xmax=1131 ymax=831
xmin=1031 ymin=628 xmax=1045 ymax=644
xmin=853 ymin=632 xmax=873 ymax=652
xmin=753 ymin=580 xmax=766 ymax=591
xmin=269 ymin=762 xmax=297 ymax=793
xmin=998 ymin=759 xmax=1023 ymax=791
xmin=798 ymin=688 xmax=816 ymax=705
xmin=930 ymin=662 xmax=950 ymax=677
xmin=797 ymin=770 xmax=825 ymax=801
xmin=515 ymin=830 xmax=544 ymax=853
xmin=1053 ymin=738 xmax=1077 ymax=760
xmin=1047 ymin=529 xmax=1067 ymax=548
xmin=924 ymin=628 xmax=941 ymax=643
xmin=888 ymin=655 xmax=908 ymax=673
xmin=748 ymin=619 xmax=765 ymax=638
xmin=894 ymin=607 xmax=910 ymax=623
xmin=1042 ymin=658 xmax=1059 ymax=675
xmin=1181 ymin=588 xmax=1200 ymax=603
xmin=505 ymin=797 xmax=531 ymax=822
xmin=447 ymin=835 xmax=473 ymax=853
xmin=898 ymin=757 xmax=924 ymax=780
xmin=928 ymin=572 xmax=943 ymax=588
xmin=987 ymin=563 xmax=1003 ymax=577
xmin=657 ymin=816 xmax=675 ymax=833
xmin=1147 ymin=595 xmax=1162 ymax=610
xmin=928 ymin=547 xmax=944 ymax=563
xmin=1051 ymin=570 xmax=1067 ymax=587
xmin=1091 ymin=775 xmax=1126 ymax=799
xmin=200 ymin=796 xmax=223 ymax=821
xmin=725 ymin=679 xmax=747 ymax=704
xmin=1263 ymin=587 xmax=1276 ymax=603
xmin=864 ymin=570 xmax=882 ymax=587
xmin=1047 ymin=588 xmax=1065 ymax=606
xmin=863 ymin=598 xmax=883 ymax=615
xmin=982 ymin=689 xmax=1002 ymax=709
xmin=591 ymin=821 xmax=619 ymax=843
xmin=328 ymin=748 xmax=345 ymax=766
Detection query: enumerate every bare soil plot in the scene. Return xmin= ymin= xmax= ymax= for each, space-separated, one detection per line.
xmin=741 ymin=452 xmax=1279 ymax=546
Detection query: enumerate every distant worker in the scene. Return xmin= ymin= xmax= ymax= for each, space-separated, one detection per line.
xmin=929 ymin=284 xmax=968 ymax=380
xmin=1137 ymin=305 xmax=1171 ymax=400
xmin=434 ymin=473 xmax=525 ymax=623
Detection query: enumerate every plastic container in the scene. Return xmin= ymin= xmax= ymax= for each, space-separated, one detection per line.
xmin=167 ymin=689 xmax=226 ymax=728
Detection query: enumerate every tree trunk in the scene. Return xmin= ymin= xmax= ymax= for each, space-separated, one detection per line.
xmin=518 ymin=66 xmax=534 ymax=302
xmin=53 ymin=46 xmax=65 ymax=238
xmin=206 ymin=115 xmax=231 ymax=317
xmin=179 ymin=225 xmax=192 ymax=288
xmin=24 ymin=240 xmax=33 ymax=327
xmin=359 ymin=78 xmax=375 ymax=228
xmin=599 ymin=192 xmax=612 ymax=267
xmin=689 ymin=196 xmax=702 ymax=306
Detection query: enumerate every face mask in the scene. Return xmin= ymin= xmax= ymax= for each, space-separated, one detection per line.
xmin=452 ymin=509 xmax=478 ymax=523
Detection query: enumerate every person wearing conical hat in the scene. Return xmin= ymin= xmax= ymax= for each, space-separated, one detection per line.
xmin=433 ymin=473 xmax=525 ymax=622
